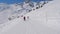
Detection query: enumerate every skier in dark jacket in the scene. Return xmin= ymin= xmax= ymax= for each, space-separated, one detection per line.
xmin=24 ymin=16 xmax=26 ymax=21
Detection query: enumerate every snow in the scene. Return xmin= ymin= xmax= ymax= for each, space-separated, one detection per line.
xmin=0 ymin=0 xmax=60 ymax=34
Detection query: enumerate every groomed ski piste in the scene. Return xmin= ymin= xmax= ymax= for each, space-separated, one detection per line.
xmin=0 ymin=0 xmax=60 ymax=34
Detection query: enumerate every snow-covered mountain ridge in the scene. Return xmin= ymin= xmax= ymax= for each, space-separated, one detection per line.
xmin=0 ymin=1 xmax=50 ymax=24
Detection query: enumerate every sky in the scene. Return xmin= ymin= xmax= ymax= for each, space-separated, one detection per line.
xmin=0 ymin=0 xmax=48 ymax=4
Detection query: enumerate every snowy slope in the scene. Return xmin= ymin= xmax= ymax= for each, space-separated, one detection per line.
xmin=0 ymin=0 xmax=60 ymax=34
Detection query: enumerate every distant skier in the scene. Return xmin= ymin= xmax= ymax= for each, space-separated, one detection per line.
xmin=27 ymin=16 xmax=29 ymax=19
xmin=23 ymin=16 xmax=26 ymax=21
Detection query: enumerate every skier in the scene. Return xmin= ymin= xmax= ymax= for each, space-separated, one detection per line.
xmin=27 ymin=16 xmax=29 ymax=19
xmin=23 ymin=16 xmax=26 ymax=21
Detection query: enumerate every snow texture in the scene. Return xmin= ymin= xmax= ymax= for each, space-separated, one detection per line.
xmin=0 ymin=0 xmax=60 ymax=34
